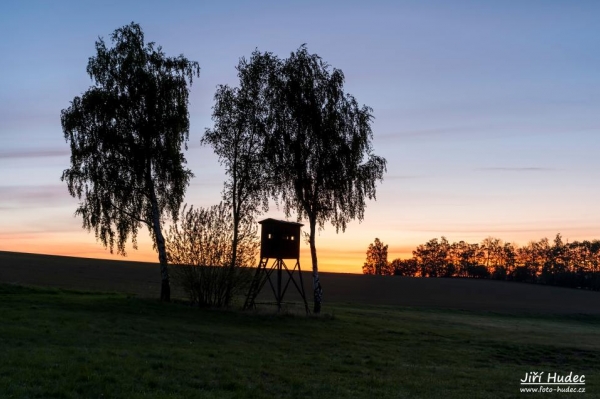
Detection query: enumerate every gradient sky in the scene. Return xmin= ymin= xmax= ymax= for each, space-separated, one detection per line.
xmin=1 ymin=0 xmax=599 ymax=273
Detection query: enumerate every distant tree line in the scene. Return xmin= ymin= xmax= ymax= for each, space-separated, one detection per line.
xmin=363 ymin=235 xmax=600 ymax=291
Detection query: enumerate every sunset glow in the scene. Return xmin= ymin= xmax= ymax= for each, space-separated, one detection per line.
xmin=1 ymin=1 xmax=599 ymax=274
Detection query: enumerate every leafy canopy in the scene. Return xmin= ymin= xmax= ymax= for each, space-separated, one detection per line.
xmin=201 ymin=51 xmax=278 ymax=220
xmin=268 ymin=45 xmax=387 ymax=232
xmin=363 ymin=238 xmax=390 ymax=275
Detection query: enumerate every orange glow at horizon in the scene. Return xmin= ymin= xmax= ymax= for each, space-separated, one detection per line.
xmin=0 ymin=231 xmax=382 ymax=273
xmin=1 ymin=190 xmax=599 ymax=275
xmin=5 ymin=225 xmax=599 ymax=275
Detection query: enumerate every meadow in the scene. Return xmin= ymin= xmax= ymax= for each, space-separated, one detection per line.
xmin=1 ymin=251 xmax=600 ymax=398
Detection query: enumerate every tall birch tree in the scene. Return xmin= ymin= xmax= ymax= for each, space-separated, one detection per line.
xmin=60 ymin=22 xmax=199 ymax=301
xmin=201 ymin=51 xmax=276 ymax=304
xmin=268 ymin=46 xmax=387 ymax=313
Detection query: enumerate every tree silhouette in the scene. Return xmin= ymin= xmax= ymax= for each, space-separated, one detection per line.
xmin=390 ymin=258 xmax=418 ymax=276
xmin=542 ymin=233 xmax=568 ymax=282
xmin=60 ymin=22 xmax=200 ymax=301
xmin=448 ymin=241 xmax=477 ymax=277
xmin=268 ymin=45 xmax=387 ymax=313
xmin=202 ymin=51 xmax=276 ymax=304
xmin=363 ymin=234 xmax=600 ymax=290
xmin=363 ymin=238 xmax=390 ymax=275
xmin=413 ymin=237 xmax=451 ymax=277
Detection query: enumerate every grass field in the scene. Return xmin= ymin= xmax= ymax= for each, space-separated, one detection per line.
xmin=2 ymin=283 xmax=599 ymax=398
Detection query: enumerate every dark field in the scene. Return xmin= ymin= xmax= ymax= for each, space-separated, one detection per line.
xmin=2 ymin=251 xmax=600 ymax=398
xmin=2 ymin=250 xmax=600 ymax=314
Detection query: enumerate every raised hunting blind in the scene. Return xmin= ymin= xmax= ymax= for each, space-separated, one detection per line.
xmin=244 ymin=219 xmax=309 ymax=313
xmin=259 ymin=218 xmax=302 ymax=259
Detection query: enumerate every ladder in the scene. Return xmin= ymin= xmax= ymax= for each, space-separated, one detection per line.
xmin=243 ymin=257 xmax=270 ymax=310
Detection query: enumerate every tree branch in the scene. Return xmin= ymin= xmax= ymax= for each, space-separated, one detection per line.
xmin=109 ymin=200 xmax=151 ymax=227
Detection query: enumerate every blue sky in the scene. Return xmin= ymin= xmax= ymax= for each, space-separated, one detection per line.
xmin=1 ymin=0 xmax=599 ymax=272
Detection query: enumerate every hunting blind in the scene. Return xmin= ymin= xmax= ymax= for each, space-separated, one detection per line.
xmin=244 ymin=218 xmax=309 ymax=313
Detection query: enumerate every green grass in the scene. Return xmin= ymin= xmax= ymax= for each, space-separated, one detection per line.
xmin=1 ymin=284 xmax=599 ymax=398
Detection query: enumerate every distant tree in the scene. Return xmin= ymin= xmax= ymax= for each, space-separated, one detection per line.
xmin=514 ymin=240 xmax=548 ymax=283
xmin=449 ymin=241 xmax=480 ymax=277
xmin=60 ymin=22 xmax=200 ymax=301
xmin=588 ymin=240 xmax=600 ymax=273
xmin=165 ymin=203 xmax=259 ymax=307
xmin=481 ymin=236 xmax=513 ymax=279
xmin=390 ymin=258 xmax=418 ymax=276
xmin=267 ymin=46 xmax=387 ymax=312
xmin=541 ymin=233 xmax=568 ymax=283
xmin=566 ymin=240 xmax=600 ymax=289
xmin=498 ymin=242 xmax=517 ymax=279
xmin=413 ymin=237 xmax=451 ymax=277
xmin=467 ymin=264 xmax=490 ymax=279
xmin=571 ymin=240 xmax=594 ymax=274
xmin=201 ymin=51 xmax=277 ymax=303
xmin=480 ymin=236 xmax=502 ymax=273
xmin=363 ymin=238 xmax=390 ymax=275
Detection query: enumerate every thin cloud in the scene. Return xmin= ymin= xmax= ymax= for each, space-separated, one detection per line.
xmin=406 ymin=227 xmax=573 ymax=234
xmin=379 ymin=125 xmax=596 ymax=143
xmin=0 ymin=185 xmax=69 ymax=207
xmin=384 ymin=174 xmax=423 ymax=180
xmin=0 ymin=149 xmax=69 ymax=160
xmin=379 ymin=126 xmax=478 ymax=140
xmin=376 ymin=126 xmax=525 ymax=145
xmin=475 ymin=167 xmax=555 ymax=172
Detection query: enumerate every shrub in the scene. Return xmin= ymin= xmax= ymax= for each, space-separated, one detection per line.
xmin=165 ymin=203 xmax=258 ymax=307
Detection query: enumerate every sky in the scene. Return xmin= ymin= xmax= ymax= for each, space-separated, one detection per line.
xmin=1 ymin=0 xmax=599 ymax=273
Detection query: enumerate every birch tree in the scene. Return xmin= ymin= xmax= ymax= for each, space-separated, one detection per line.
xmin=268 ymin=46 xmax=387 ymax=313
xmin=60 ymin=22 xmax=199 ymax=301
xmin=201 ymin=51 xmax=276 ymax=303
xmin=205 ymin=46 xmax=386 ymax=312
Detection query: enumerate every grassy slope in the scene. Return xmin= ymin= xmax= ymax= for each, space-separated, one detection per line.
xmin=1 ymin=284 xmax=599 ymax=399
